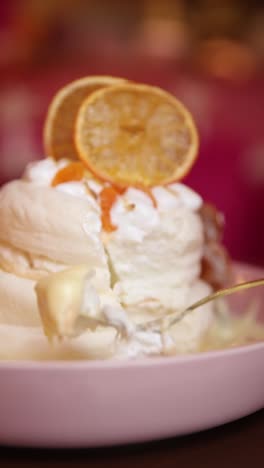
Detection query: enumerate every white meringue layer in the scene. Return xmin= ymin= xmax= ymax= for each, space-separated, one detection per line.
xmin=0 ymin=158 xmax=212 ymax=359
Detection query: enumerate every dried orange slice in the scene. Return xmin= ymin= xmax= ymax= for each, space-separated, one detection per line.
xmin=75 ymin=83 xmax=199 ymax=188
xmin=44 ymin=76 xmax=127 ymax=161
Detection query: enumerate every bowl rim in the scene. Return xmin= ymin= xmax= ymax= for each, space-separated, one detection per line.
xmin=0 ymin=340 xmax=263 ymax=372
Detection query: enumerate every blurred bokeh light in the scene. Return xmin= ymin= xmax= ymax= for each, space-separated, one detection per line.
xmin=0 ymin=0 xmax=264 ymax=266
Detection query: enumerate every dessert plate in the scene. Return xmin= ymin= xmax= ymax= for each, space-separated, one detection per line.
xmin=0 ymin=263 xmax=263 ymax=448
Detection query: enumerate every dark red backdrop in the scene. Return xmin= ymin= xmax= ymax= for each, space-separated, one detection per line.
xmin=1 ymin=57 xmax=264 ymax=266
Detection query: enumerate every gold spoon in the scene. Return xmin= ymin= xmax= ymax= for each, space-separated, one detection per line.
xmin=36 ymin=269 xmax=264 ymax=340
xmin=136 ymin=278 xmax=264 ymax=333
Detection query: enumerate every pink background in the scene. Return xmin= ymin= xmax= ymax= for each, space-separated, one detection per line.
xmin=0 ymin=1 xmax=263 ymax=267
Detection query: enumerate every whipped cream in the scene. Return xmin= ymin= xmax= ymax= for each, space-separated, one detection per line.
xmin=23 ymin=157 xmax=68 ymax=185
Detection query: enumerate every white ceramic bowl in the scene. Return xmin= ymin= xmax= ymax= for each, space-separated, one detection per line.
xmin=0 ymin=263 xmax=263 ymax=448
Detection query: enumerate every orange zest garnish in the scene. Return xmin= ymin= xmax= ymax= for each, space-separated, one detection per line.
xmin=99 ymin=186 xmax=121 ymax=232
xmin=51 ymin=161 xmax=85 ymax=187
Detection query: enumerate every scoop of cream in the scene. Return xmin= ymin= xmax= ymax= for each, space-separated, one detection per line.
xmin=34 ymin=264 xmax=212 ymax=358
xmin=34 ymin=264 xmax=177 ymax=358
xmin=35 ymin=265 xmax=133 ymax=340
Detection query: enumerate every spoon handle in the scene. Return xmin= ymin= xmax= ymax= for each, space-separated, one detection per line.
xmin=138 ymin=278 xmax=264 ymax=332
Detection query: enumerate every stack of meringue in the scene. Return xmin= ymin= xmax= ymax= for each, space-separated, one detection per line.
xmin=0 ymin=158 xmax=212 ymax=360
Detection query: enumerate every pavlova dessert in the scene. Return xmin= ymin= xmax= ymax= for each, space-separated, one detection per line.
xmin=0 ymin=76 xmax=233 ymax=360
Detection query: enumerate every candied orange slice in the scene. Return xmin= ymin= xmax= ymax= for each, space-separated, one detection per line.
xmin=51 ymin=161 xmax=85 ymax=186
xmin=75 ymin=83 xmax=199 ymax=188
xmin=44 ymin=76 xmax=127 ymax=161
